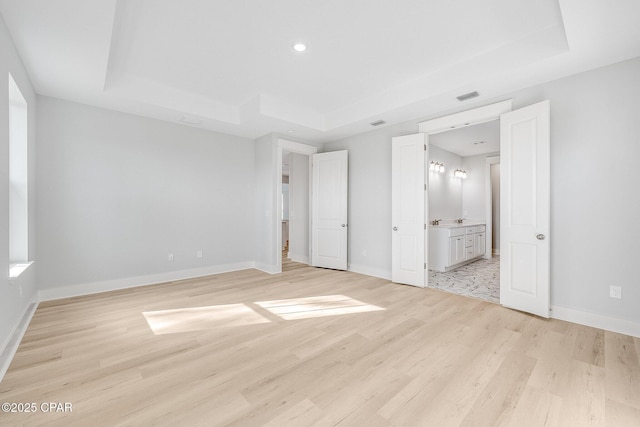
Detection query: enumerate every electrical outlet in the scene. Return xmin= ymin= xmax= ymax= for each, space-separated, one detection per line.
xmin=168 ymin=253 xmax=174 ymax=262
xmin=609 ymin=285 xmax=622 ymax=299
xmin=196 ymin=250 xmax=203 ymax=258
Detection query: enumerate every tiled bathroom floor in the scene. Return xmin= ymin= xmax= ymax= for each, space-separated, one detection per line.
xmin=428 ymin=256 xmax=500 ymax=303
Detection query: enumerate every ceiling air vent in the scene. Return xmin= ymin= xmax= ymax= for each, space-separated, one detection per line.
xmin=456 ymin=91 xmax=479 ymax=102
xmin=370 ymin=120 xmax=386 ymax=127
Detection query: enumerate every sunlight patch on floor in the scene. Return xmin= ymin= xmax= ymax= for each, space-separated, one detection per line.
xmin=143 ymin=304 xmax=271 ymax=335
xmin=255 ymin=295 xmax=385 ymax=320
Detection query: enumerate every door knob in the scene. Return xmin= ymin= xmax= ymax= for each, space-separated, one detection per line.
xmin=341 ymin=224 xmax=347 ymax=228
xmin=536 ymin=234 xmax=545 ymax=240
xmin=393 ymin=226 xmax=398 ymax=231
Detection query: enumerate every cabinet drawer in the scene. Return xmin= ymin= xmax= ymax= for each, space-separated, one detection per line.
xmin=474 ymin=225 xmax=486 ymax=233
xmin=449 ymin=228 xmax=466 ymax=237
xmin=465 ymin=235 xmax=474 ymax=247
xmin=466 ymin=248 xmax=475 ymax=259
xmin=465 ymin=227 xmax=476 ymax=235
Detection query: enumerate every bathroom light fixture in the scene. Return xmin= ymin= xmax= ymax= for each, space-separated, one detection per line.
xmin=454 ymin=169 xmax=468 ymax=178
xmin=430 ymin=161 xmax=445 ymax=173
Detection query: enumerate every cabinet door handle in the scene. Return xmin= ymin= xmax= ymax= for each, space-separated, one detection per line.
xmin=393 ymin=226 xmax=398 ymax=231
xmin=536 ymin=234 xmax=545 ymax=240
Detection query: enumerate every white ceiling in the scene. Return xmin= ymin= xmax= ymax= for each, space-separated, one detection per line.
xmin=430 ymin=120 xmax=500 ymax=157
xmin=1 ymin=0 xmax=639 ymax=143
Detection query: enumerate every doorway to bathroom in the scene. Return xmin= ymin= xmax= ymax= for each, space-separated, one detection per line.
xmin=391 ymin=99 xmax=551 ymax=318
xmin=426 ymin=120 xmax=500 ymax=303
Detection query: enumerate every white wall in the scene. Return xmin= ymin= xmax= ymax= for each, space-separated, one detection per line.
xmin=36 ymin=97 xmax=256 ymax=293
xmin=462 ymin=152 xmax=498 ymax=222
xmin=324 ymin=56 xmax=640 ymax=328
xmin=254 ymin=134 xmax=278 ymax=272
xmin=321 ymin=127 xmax=397 ymax=279
xmin=0 ymin=15 xmax=38 ymax=365
xmin=427 ymin=145 xmax=463 ymax=221
xmin=526 ymin=57 xmax=640 ymax=325
xmin=288 ymin=152 xmax=309 ymax=263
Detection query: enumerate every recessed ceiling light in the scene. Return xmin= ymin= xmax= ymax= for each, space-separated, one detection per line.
xmin=287 ymin=130 xmax=294 ymax=133
xmin=293 ymin=43 xmax=307 ymax=52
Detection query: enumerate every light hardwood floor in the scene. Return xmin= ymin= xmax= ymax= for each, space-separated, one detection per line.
xmin=1 ymin=260 xmax=639 ymax=426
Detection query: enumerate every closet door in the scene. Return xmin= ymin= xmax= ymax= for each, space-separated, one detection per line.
xmin=311 ymin=150 xmax=348 ymax=270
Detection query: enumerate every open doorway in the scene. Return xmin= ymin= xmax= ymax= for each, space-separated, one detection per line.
xmin=396 ymin=99 xmax=550 ymax=317
xmin=426 ymin=119 xmax=501 ymax=303
xmin=276 ymin=139 xmax=317 ymax=273
xmin=281 ymin=153 xmax=290 ymax=263
xmin=281 ymin=150 xmax=311 ymax=271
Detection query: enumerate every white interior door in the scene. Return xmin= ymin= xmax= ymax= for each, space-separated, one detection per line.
xmin=311 ymin=150 xmax=348 ymax=270
xmin=391 ymin=134 xmax=426 ymax=287
xmin=500 ymin=100 xmax=550 ymax=317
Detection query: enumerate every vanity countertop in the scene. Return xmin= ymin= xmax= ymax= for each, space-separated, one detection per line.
xmin=429 ymin=222 xmax=485 ymax=229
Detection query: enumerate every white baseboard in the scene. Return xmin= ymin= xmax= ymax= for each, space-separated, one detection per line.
xmin=551 ymin=305 xmax=640 ymax=338
xmin=253 ymin=262 xmax=280 ymax=275
xmin=0 ymin=293 xmax=39 ymax=382
xmin=38 ymin=262 xmax=255 ymax=301
xmin=348 ymin=263 xmax=391 ymax=281
xmin=288 ymin=253 xmax=309 ymax=264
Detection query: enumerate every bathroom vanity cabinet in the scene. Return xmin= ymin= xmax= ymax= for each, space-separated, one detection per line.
xmin=429 ymin=224 xmax=486 ymax=272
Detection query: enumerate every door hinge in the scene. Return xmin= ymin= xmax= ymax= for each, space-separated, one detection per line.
xmin=424 ymin=263 xmax=427 ymax=269
xmin=424 ymin=224 xmax=427 ymax=230
xmin=424 ymin=144 xmax=427 ymax=151
xmin=424 ymin=184 xmax=427 ymax=190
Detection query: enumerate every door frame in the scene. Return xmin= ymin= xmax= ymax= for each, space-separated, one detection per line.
xmin=485 ymin=155 xmax=501 ymax=259
xmin=417 ymin=99 xmax=513 ymax=287
xmin=418 ymin=100 xmax=513 ymax=135
xmin=276 ymin=139 xmax=318 ymax=273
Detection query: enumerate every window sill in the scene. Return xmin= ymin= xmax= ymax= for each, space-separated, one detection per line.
xmin=9 ymin=261 xmax=34 ymax=279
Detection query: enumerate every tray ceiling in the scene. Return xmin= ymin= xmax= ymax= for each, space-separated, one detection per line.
xmin=1 ymin=0 xmax=639 ymax=142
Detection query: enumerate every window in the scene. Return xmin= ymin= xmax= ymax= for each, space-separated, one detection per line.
xmin=8 ymin=73 xmax=30 ymax=278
